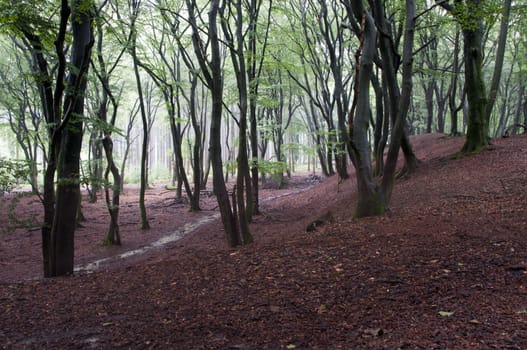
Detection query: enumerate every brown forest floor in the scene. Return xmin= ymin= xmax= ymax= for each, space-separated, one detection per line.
xmin=0 ymin=133 xmax=526 ymax=349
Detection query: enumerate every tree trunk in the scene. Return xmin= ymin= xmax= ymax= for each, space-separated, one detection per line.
xmin=460 ymin=4 xmax=489 ymax=153
xmin=49 ymin=0 xmax=94 ymax=276
xmin=346 ymin=0 xmax=415 ymax=217
xmin=485 ymin=0 xmax=512 ymax=123
xmin=346 ymin=4 xmax=380 ymax=218
xmin=439 ymin=0 xmax=489 ymax=152
xmin=130 ymin=20 xmax=150 ymax=229
xmin=187 ymin=0 xmax=240 ymax=246
xmin=381 ymin=0 xmax=416 ymax=203
xmin=102 ymin=135 xmax=121 ymax=245
xmin=448 ymin=31 xmax=462 ymax=136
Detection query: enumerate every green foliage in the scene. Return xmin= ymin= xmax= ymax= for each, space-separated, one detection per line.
xmin=257 ymin=159 xmax=288 ymax=176
xmin=0 ymin=158 xmax=34 ymax=195
xmin=0 ymin=0 xmax=59 ymax=46
xmin=451 ymin=0 xmax=501 ymax=31
xmin=225 ymin=159 xmax=238 ymax=175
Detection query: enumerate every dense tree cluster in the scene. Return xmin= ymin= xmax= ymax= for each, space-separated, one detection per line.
xmin=0 ymin=0 xmax=524 ymax=276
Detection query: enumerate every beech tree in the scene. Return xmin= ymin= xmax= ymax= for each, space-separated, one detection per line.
xmin=1 ymin=0 xmax=95 ymax=276
xmin=89 ymin=1 xmax=128 ymax=245
xmin=112 ymin=0 xmax=151 ymax=229
xmin=438 ymin=0 xmax=493 ymax=153
xmin=186 ymin=0 xmax=241 ymax=246
xmin=342 ymin=0 xmax=416 ymax=217
xmin=220 ymin=0 xmax=254 ymax=241
xmin=144 ymin=1 xmax=206 ymax=212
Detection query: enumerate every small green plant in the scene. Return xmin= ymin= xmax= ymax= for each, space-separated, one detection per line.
xmin=2 ymin=192 xmax=41 ymax=236
xmin=258 ymin=160 xmax=288 ymax=176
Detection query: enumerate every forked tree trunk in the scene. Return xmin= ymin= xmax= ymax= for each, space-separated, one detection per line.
xmin=102 ymin=135 xmax=121 ymax=245
xmin=345 ymin=0 xmax=415 ymax=218
xmin=187 ymin=0 xmax=240 ymax=246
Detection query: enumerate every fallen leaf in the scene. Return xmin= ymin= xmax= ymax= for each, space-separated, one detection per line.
xmin=101 ymin=322 xmax=113 ymax=327
xmin=270 ymin=305 xmax=280 ymax=313
xmin=468 ymin=319 xmax=480 ymax=324
xmin=286 ymin=344 xmax=296 ymax=349
xmin=333 ymin=263 xmax=344 ymax=273
xmin=317 ymin=304 xmax=327 ymax=314
xmin=439 ymin=311 xmax=454 ymax=317
xmin=363 ymin=328 xmax=383 ymax=337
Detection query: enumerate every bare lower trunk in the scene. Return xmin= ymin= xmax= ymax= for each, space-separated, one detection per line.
xmin=102 ymin=136 xmax=121 ymax=245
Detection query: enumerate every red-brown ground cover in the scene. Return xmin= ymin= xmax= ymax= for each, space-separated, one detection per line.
xmin=1 ymin=133 xmax=526 ymax=349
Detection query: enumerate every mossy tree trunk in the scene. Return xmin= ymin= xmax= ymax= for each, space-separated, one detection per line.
xmin=460 ymin=12 xmax=489 ymax=153
xmin=439 ymin=0 xmax=490 ymax=153
xmin=49 ymin=0 xmax=94 ymax=276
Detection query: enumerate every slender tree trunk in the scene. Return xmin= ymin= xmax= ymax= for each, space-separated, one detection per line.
xmin=381 ymin=0 xmax=416 ymax=203
xmin=130 ymin=31 xmax=150 ymax=229
xmin=188 ymin=74 xmax=202 ymax=211
xmin=485 ymin=0 xmax=512 ymax=123
xmin=448 ymin=31 xmax=462 ymax=136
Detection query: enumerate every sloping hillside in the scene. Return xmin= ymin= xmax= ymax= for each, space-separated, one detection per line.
xmin=1 ymin=134 xmax=526 ymax=349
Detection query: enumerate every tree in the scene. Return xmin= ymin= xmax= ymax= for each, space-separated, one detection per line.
xmin=438 ymin=0 xmax=491 ymax=153
xmin=220 ymin=0 xmax=254 ymax=242
xmin=485 ymin=0 xmax=512 ymax=124
xmin=142 ymin=1 xmax=203 ymax=211
xmin=246 ymin=0 xmax=273 ymax=216
xmin=186 ymin=0 xmax=241 ymax=247
xmin=280 ymin=0 xmax=352 ymax=179
xmin=113 ymin=0 xmax=151 ymax=229
xmin=49 ymin=0 xmax=94 ymax=276
xmin=342 ymin=0 xmax=416 ymax=217
xmin=90 ymin=1 xmax=128 ymax=245
xmin=1 ymin=0 xmax=95 ymax=276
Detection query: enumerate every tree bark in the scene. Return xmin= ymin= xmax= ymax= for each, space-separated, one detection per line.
xmin=485 ymin=0 xmax=512 ymax=123
xmin=220 ymin=0 xmax=253 ymax=242
xmin=49 ymin=0 xmax=94 ymax=276
xmin=381 ymin=0 xmax=416 ymax=204
xmin=438 ymin=0 xmax=489 ymax=152
xmin=460 ymin=1 xmax=489 ymax=153
xmin=129 ymin=1 xmax=150 ymax=229
xmin=346 ymin=2 xmax=381 ymax=217
xmin=102 ymin=135 xmax=121 ymax=245
xmin=187 ymin=0 xmax=240 ymax=246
